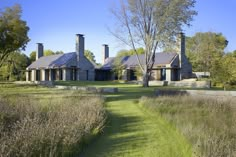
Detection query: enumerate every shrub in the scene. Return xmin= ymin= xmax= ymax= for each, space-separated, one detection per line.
xmin=140 ymin=96 xmax=236 ymax=157
xmin=0 ymin=93 xmax=106 ymax=157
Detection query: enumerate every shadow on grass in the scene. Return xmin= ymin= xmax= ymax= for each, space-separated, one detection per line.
xmin=79 ymin=111 xmax=146 ymax=157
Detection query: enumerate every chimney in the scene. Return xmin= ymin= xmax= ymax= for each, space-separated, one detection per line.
xmin=177 ymin=32 xmax=186 ymax=80
xmin=102 ymin=44 xmax=109 ymax=64
xmin=36 ymin=43 xmax=44 ymax=60
xmin=179 ymin=32 xmax=185 ymax=57
xmin=75 ymin=34 xmax=84 ymax=59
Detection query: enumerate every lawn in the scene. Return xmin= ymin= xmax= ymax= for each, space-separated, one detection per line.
xmin=80 ymin=84 xmax=192 ymax=157
xmin=1 ymin=81 xmax=234 ymax=157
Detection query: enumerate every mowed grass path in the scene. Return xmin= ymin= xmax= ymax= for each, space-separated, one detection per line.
xmin=80 ymin=86 xmax=192 ymax=157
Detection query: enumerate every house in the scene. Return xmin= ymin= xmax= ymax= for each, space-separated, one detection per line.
xmin=97 ymin=33 xmax=192 ymax=81
xmin=26 ymin=33 xmax=192 ymax=82
xmin=26 ymin=34 xmax=95 ymax=81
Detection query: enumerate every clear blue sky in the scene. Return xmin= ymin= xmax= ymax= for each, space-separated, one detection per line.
xmin=1 ymin=0 xmax=236 ymax=63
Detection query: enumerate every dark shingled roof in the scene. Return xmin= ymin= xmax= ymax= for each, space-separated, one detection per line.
xmin=101 ymin=52 xmax=178 ymax=70
xmin=27 ymin=52 xmax=76 ymax=69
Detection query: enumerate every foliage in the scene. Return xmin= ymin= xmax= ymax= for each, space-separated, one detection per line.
xmin=84 ymin=50 xmax=96 ymax=63
xmin=0 ymin=88 xmax=106 ymax=157
xmin=0 ymin=4 xmax=30 ymax=67
xmin=140 ymin=95 xmax=236 ymax=157
xmin=116 ymin=47 xmax=145 ymax=57
xmin=112 ymin=56 xmax=125 ymax=80
xmin=211 ymin=52 xmax=236 ymax=89
xmin=0 ymin=51 xmax=30 ymax=81
xmin=110 ymin=0 xmax=197 ymax=87
xmin=185 ymin=32 xmax=228 ymax=72
xmin=29 ymin=50 xmax=64 ymax=62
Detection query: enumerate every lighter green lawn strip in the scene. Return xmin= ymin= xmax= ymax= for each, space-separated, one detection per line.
xmin=81 ymin=90 xmax=192 ymax=157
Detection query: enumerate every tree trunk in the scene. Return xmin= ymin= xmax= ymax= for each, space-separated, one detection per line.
xmin=142 ymin=72 xmax=149 ymax=87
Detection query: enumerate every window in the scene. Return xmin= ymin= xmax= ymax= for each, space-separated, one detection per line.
xmin=86 ymin=70 xmax=89 ymax=80
xmin=36 ymin=70 xmax=40 ymax=81
xmin=161 ymin=69 xmax=166 ymax=81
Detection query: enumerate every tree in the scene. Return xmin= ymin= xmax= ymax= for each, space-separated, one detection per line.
xmin=110 ymin=0 xmax=197 ymax=87
xmin=29 ymin=50 xmax=64 ymax=62
xmin=117 ymin=47 xmax=145 ymax=57
xmin=112 ymin=55 xmax=125 ymax=80
xmin=0 ymin=51 xmax=30 ymax=81
xmin=84 ymin=50 xmax=96 ymax=63
xmin=0 ymin=4 xmax=30 ymax=67
xmin=44 ymin=49 xmax=54 ymax=56
xmin=185 ymin=32 xmax=228 ymax=72
xmin=29 ymin=51 xmax=36 ymax=62
xmin=211 ymin=53 xmax=236 ymax=90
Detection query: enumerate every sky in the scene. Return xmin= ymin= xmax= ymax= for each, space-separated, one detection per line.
xmin=1 ymin=0 xmax=236 ymax=63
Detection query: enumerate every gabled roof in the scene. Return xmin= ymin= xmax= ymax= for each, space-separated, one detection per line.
xmin=101 ymin=52 xmax=178 ymax=70
xmin=27 ymin=52 xmax=77 ymax=69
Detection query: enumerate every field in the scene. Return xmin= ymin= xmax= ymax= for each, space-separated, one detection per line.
xmin=0 ymin=82 xmax=236 ymax=157
xmin=0 ymin=83 xmax=106 ymax=157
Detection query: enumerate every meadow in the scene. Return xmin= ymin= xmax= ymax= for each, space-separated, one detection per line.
xmin=0 ymin=83 xmax=106 ymax=157
xmin=140 ymin=95 xmax=236 ymax=157
xmin=1 ymin=82 xmax=235 ymax=157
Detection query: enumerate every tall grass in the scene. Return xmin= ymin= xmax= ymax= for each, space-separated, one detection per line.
xmin=140 ymin=96 xmax=236 ymax=157
xmin=0 ymin=93 xmax=106 ymax=157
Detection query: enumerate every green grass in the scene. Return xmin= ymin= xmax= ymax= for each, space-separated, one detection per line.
xmin=80 ymin=86 xmax=192 ymax=157
xmin=0 ymin=82 xmax=192 ymax=156
xmin=4 ymin=81 xmax=234 ymax=156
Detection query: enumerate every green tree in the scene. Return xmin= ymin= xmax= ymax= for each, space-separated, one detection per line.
xmin=111 ymin=0 xmax=197 ymax=87
xmin=0 ymin=51 xmax=30 ymax=81
xmin=211 ymin=53 xmax=236 ymax=90
xmin=0 ymin=4 xmax=30 ymax=67
xmin=29 ymin=51 xmax=36 ymax=62
xmin=112 ymin=56 xmax=125 ymax=80
xmin=29 ymin=50 xmax=63 ymax=62
xmin=186 ymin=32 xmax=228 ymax=72
xmin=44 ymin=49 xmax=54 ymax=56
xmin=84 ymin=50 xmax=96 ymax=63
xmin=117 ymin=48 xmax=145 ymax=57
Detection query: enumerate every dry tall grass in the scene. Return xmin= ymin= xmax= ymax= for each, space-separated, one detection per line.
xmin=140 ymin=96 xmax=236 ymax=157
xmin=0 ymin=93 xmax=106 ymax=157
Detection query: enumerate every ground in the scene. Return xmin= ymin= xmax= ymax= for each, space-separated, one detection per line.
xmin=80 ymin=86 xmax=191 ymax=157
xmin=2 ymin=81 xmax=234 ymax=157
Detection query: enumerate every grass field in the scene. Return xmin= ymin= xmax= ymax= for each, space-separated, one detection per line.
xmin=80 ymin=87 xmax=192 ymax=157
xmin=0 ymin=83 xmax=106 ymax=157
xmin=1 ymin=81 xmax=235 ymax=157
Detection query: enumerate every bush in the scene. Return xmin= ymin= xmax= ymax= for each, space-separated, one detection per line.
xmin=0 ymin=93 xmax=106 ymax=157
xmin=140 ymin=96 xmax=236 ymax=157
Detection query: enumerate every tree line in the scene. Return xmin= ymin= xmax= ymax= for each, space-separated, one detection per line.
xmin=0 ymin=3 xmax=235 ymax=89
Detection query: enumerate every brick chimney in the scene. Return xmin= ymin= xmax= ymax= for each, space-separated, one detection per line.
xmin=75 ymin=34 xmax=84 ymax=59
xmin=36 ymin=43 xmax=44 ymax=60
xmin=102 ymin=44 xmax=109 ymax=64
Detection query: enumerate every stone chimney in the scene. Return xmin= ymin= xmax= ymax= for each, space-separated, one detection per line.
xmin=102 ymin=44 xmax=109 ymax=64
xmin=36 ymin=43 xmax=44 ymax=60
xmin=177 ymin=32 xmax=192 ymax=80
xmin=75 ymin=34 xmax=84 ymax=59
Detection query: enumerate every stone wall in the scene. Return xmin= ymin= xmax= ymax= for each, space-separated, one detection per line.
xmin=168 ymin=80 xmax=211 ymax=88
xmin=77 ymin=56 xmax=95 ymax=81
xmin=155 ymin=89 xmax=236 ymax=98
xmin=148 ymin=80 xmax=211 ymax=88
xmin=55 ymin=85 xmax=118 ymax=93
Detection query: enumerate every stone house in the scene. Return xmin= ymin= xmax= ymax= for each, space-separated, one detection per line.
xmin=26 ymin=33 xmax=192 ymax=82
xmin=97 ymin=33 xmax=192 ymax=81
xmin=26 ymin=34 xmax=95 ymax=81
